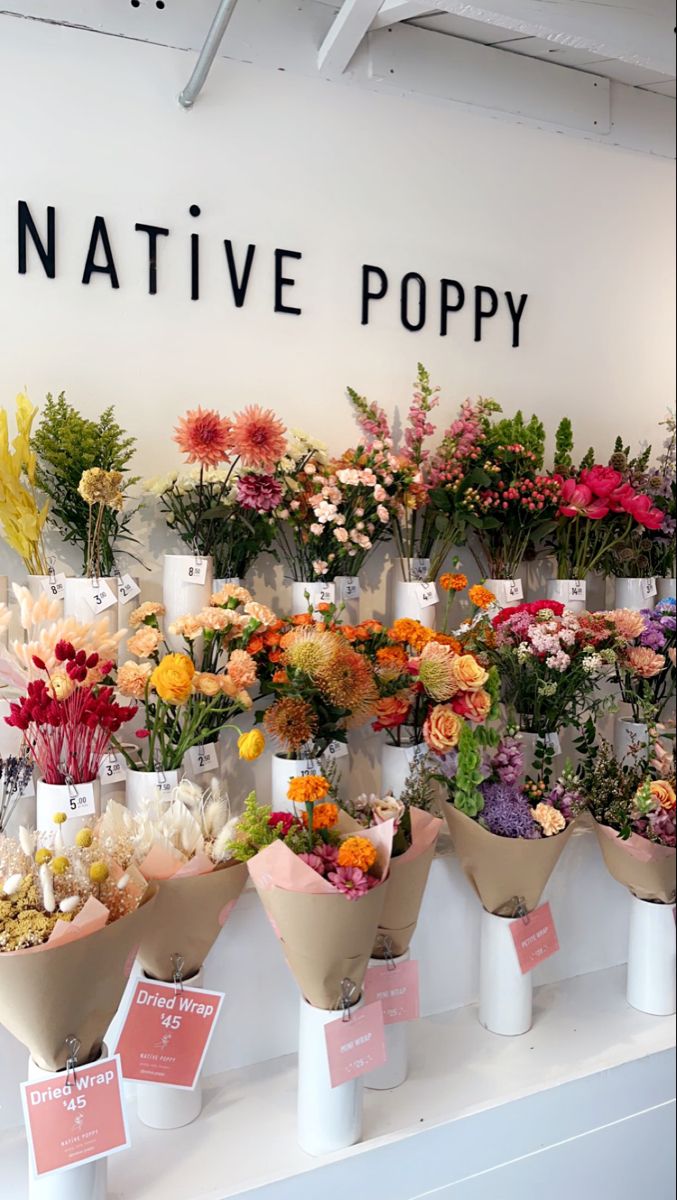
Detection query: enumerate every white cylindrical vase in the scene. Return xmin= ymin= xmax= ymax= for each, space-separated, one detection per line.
xmin=484 ymin=578 xmax=524 ymax=610
xmin=35 ymin=778 xmax=101 ymax=844
xmin=63 ymin=577 xmax=119 ymax=638
xmin=125 ymin=767 xmax=181 ymax=815
xmin=392 ymin=581 xmax=436 ymax=628
xmin=626 ymin=894 xmax=676 ymax=1016
xmin=27 ymin=1047 xmax=108 ymax=1200
xmin=657 ymin=578 xmax=676 ymax=600
xmin=479 ymin=909 xmax=533 ymax=1036
xmin=365 ymin=951 xmax=409 ymax=1091
xmin=163 ymin=554 xmax=213 ymax=651
xmin=381 ymin=742 xmax=422 ymax=800
xmin=271 ymin=754 xmax=320 ymax=814
xmin=297 ymin=995 xmax=363 ymax=1156
xmin=334 ymin=576 xmax=361 ymax=626
xmin=546 ymin=578 xmax=587 ymax=613
xmin=136 ymin=968 xmax=204 ymax=1129
xmin=614 ymin=719 xmax=648 ymax=766
xmin=614 ymin=577 xmax=655 ymax=612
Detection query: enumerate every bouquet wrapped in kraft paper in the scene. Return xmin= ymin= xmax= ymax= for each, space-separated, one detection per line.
xmin=0 ymin=820 xmax=157 ymax=1071
xmin=594 ymin=823 xmax=675 ymax=904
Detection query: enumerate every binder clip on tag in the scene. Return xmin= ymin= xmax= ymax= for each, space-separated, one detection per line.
xmin=85 ymin=578 xmax=117 ymax=614
xmin=339 ymin=978 xmax=359 ymax=1023
xmin=506 ymin=578 xmax=524 ymax=602
xmin=42 ymin=562 xmax=66 ymax=601
xmin=415 ymin=580 xmax=438 ymax=608
xmin=153 ymin=760 xmax=173 ymax=793
xmin=185 ymin=555 xmax=207 ymax=585
xmin=64 ymin=773 xmax=97 ymax=818
xmin=118 ymin=574 xmax=141 ymax=605
xmin=377 ymin=934 xmax=397 ymax=972
xmin=63 ymin=1036 xmax=81 ymax=1089
xmin=172 ymin=954 xmax=185 ymax=995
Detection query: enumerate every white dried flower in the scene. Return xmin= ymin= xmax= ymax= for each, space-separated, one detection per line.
xmin=39 ymin=863 xmax=56 ymax=913
xmin=2 ymin=873 xmax=23 ymax=896
xmin=59 ymin=896 xmax=81 ymax=914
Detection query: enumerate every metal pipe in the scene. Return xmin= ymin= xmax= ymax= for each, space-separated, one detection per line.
xmin=178 ymin=0 xmax=240 ymax=109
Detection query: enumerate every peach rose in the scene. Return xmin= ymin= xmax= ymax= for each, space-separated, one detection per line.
xmin=423 ymin=704 xmax=462 ymax=754
xmin=649 ymin=780 xmax=676 ymax=811
xmin=127 ymin=626 xmax=163 ymax=658
xmin=193 ymin=671 xmax=222 ymax=697
xmin=117 ymin=660 xmax=153 ymax=699
xmin=451 ymin=687 xmax=492 ymax=724
xmin=449 ymin=654 xmax=489 ymax=693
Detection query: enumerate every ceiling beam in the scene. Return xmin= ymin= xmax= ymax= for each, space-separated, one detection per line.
xmin=317 ymin=0 xmax=385 ymax=74
xmin=370 ymin=2 xmax=442 ymax=31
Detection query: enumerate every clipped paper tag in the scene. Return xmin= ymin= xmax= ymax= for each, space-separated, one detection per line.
xmin=187 ymin=744 xmax=219 ymax=776
xmin=41 ymin=573 xmax=66 ymax=602
xmin=567 ymin=579 xmax=586 ymax=602
xmin=364 ymin=959 xmax=420 ymax=1024
xmin=642 ymin=577 xmax=658 ymax=599
xmin=340 ymin=576 xmax=360 ymax=601
xmin=324 ymin=739 xmax=349 ymax=760
xmin=325 ymin=1001 xmax=387 ymax=1088
xmin=409 ymin=558 xmax=430 ymax=581
xmin=511 ymin=902 xmax=560 ymax=974
xmin=183 ymin=557 xmax=207 ymax=585
xmin=99 ymin=753 xmax=124 ymax=784
xmin=313 ymin=581 xmax=335 ymax=607
xmin=85 ymin=580 xmax=117 ymax=614
xmin=545 ymin=732 xmax=561 ymax=755
xmin=47 ymin=781 xmax=96 ymax=819
xmin=405 ymin=743 xmax=426 ymax=766
xmin=117 ymin=574 xmax=141 ymax=605
xmin=21 ymin=1054 xmax=130 ymax=1179
xmin=415 ymin=581 xmax=438 ymax=608
xmin=115 ymin=979 xmax=224 ymax=1090
xmin=505 ymin=578 xmax=524 ymax=602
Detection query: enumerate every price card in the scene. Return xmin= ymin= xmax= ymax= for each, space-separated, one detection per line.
xmin=41 ymin=573 xmax=66 ymax=602
xmin=117 ymin=574 xmax=141 ymax=605
xmin=364 ymin=960 xmax=420 ymax=1025
xmin=183 ymin=557 xmax=207 ymax=585
xmin=405 ymin=743 xmax=426 ymax=766
xmin=115 ymin=979 xmax=224 ymax=1089
xmin=150 ymin=767 xmax=174 ymax=794
xmin=505 ymin=578 xmax=524 ymax=602
xmin=324 ymin=739 xmax=349 ymax=760
xmin=511 ymin=902 xmax=560 ymax=974
xmin=567 ymin=579 xmax=586 ymax=603
xmin=324 ymin=1001 xmax=387 ymax=1088
xmin=45 ymin=782 xmax=96 ymax=819
xmin=313 ymin=581 xmax=336 ymax=607
xmin=21 ymin=1054 xmax=129 ymax=1179
xmin=84 ymin=580 xmax=117 ymax=614
xmin=187 ymin=744 xmax=219 ymax=776
xmin=409 ymin=558 xmax=431 ymax=581
xmin=415 ymin=581 xmax=438 ymax=608
xmin=340 ymin=576 xmax=360 ymax=601
xmin=99 ymin=753 xmax=124 ymax=784
xmin=642 ymin=577 xmax=658 ymax=599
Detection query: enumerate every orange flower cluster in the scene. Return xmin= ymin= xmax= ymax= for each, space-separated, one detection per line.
xmin=439 ymin=572 xmax=468 ymax=592
xmin=337 ymin=836 xmax=378 ymax=873
xmin=288 ymin=774 xmax=330 ymax=804
xmin=468 ymin=584 xmax=496 ymax=610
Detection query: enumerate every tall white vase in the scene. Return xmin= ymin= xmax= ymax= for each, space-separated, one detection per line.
xmin=392 ymin=580 xmax=437 ymax=628
xmin=63 ymin=577 xmax=119 ymax=639
xmin=479 ymin=909 xmax=533 ymax=1036
xmin=297 ymin=996 xmax=364 ymax=1156
xmin=484 ymin=577 xmax=524 ymax=610
xmin=334 ymin=575 xmax=361 ymax=626
xmin=0 ymin=576 xmax=6 ymax=646
xmin=125 ymin=767 xmax=181 ymax=815
xmin=26 ymin=1048 xmax=108 ymax=1200
xmin=35 ymin=778 xmax=101 ymax=844
xmin=626 ymin=894 xmax=676 ymax=1016
xmin=546 ymin=578 xmax=587 ymax=613
xmin=136 ymin=968 xmax=204 ymax=1129
xmin=163 ymin=554 xmax=213 ymax=652
xmin=614 ymin=577 xmax=655 ymax=612
xmin=657 ymin=578 xmax=676 ymax=600
xmin=365 ymin=951 xmax=409 ymax=1091
xmin=614 ymin=719 xmax=648 ymax=766
xmin=380 ymin=742 xmax=424 ymax=799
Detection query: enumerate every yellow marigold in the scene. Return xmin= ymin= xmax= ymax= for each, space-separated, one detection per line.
xmin=89 ymin=861 xmax=109 ymax=885
xmin=75 ymin=829 xmax=93 ymax=848
xmin=468 ymin=584 xmax=496 ymax=610
xmin=439 ymin=572 xmax=468 ymax=592
xmin=128 ymin=601 xmax=165 ymax=629
xmin=237 ymin=729 xmax=265 ymax=762
xmin=151 ymin=653 xmax=195 ymax=704
xmin=288 ymin=774 xmax=329 ymax=804
xmin=50 ymin=856 xmax=70 ymax=876
xmin=311 ymin=802 xmax=339 ymax=830
xmin=35 ymin=848 xmax=52 ymax=865
xmin=337 ymin=836 xmax=377 ymax=873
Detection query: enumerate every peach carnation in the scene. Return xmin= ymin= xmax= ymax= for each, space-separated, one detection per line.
xmin=211 ymin=583 xmax=252 ymax=606
xmin=127 ymin=626 xmax=163 ymax=658
xmin=168 ymin=614 xmax=205 ymax=641
xmin=244 ymin=601 xmax=278 ymax=628
xmin=533 ymin=803 xmax=566 ymax=837
xmin=227 ymin=649 xmax=257 ymax=689
xmin=128 ymin=602 xmax=165 ymax=629
xmin=117 ymin=660 xmax=153 ymax=699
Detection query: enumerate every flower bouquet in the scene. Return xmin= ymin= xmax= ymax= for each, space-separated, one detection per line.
xmin=0 ymin=393 xmax=49 ymax=576
xmin=0 ymin=817 xmax=157 ymax=1071
xmin=611 ymin=601 xmax=676 ymax=728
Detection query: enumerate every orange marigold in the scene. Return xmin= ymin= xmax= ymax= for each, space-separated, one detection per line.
xmin=468 ymin=585 xmax=496 ymax=610
xmin=432 ymin=632 xmax=462 ymax=652
xmin=439 ymin=572 xmax=468 ymax=592
xmin=376 ymin=645 xmax=408 ymax=668
xmin=337 ymin=836 xmax=377 ymax=873
xmin=311 ymin=802 xmax=339 ymax=830
xmin=389 ymin=618 xmax=434 ymax=652
xmin=288 ymin=774 xmax=330 ymax=804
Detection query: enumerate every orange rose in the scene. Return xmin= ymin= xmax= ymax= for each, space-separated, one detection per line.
xmin=649 ymin=780 xmax=676 ymax=811
xmin=449 ymin=654 xmax=489 ymax=693
xmin=373 ymin=695 xmax=410 ymax=731
xmin=423 ymin=704 xmax=462 ymax=753
xmin=451 ymin=687 xmax=492 ymax=724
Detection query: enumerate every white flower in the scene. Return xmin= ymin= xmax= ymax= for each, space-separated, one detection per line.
xmin=310 ymin=523 xmax=323 ymax=536
xmin=40 ymin=863 xmax=55 ymax=913
xmin=313 ymin=560 xmax=328 ymax=576
xmin=337 ymin=468 xmax=360 ymax=486
xmin=59 ymin=896 xmax=81 ymax=914
xmin=2 ymin=873 xmax=23 ymax=896
xmin=377 ymin=504 xmax=389 ymax=523
xmin=334 ymin=527 xmax=349 ymax=543
xmin=19 ymin=826 xmax=36 ymax=858
xmin=582 ymin=653 xmax=602 ymax=673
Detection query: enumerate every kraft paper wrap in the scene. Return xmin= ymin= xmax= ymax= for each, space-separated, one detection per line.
xmin=372 ymin=809 xmax=443 ymax=958
xmin=137 ymin=860 xmax=248 ymax=981
xmin=444 ymin=803 xmax=575 ymax=916
xmin=594 ymin=821 xmax=676 ymax=904
xmin=0 ymin=884 xmax=158 ymax=1072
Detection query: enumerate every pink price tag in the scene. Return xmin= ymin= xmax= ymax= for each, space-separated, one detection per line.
xmin=363 ymin=959 xmax=420 ymax=1024
xmin=325 ymin=1000 xmax=387 ymax=1088
xmin=115 ymin=979 xmax=224 ymax=1089
xmin=511 ymin=902 xmax=560 ymax=974
xmin=21 ymin=1055 xmax=129 ymax=1179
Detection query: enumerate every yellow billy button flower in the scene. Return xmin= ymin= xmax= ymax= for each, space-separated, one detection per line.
xmin=35 ymin=848 xmax=52 ymax=865
xmin=89 ymin=862 xmax=109 ymax=885
xmin=50 ymin=856 xmax=70 ymax=876
xmin=53 ymin=812 xmax=68 ymax=826
xmin=75 ymin=829 xmax=93 ymax=848
xmin=237 ymin=729 xmax=265 ymax=762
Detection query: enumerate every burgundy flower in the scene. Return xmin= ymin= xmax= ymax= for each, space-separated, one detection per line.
xmin=236 ymin=473 xmax=283 ymax=513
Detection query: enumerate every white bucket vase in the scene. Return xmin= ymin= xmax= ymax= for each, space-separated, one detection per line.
xmin=136 ymin=968 xmax=204 ymax=1129
xmin=163 ymin=554 xmax=213 ymax=652
xmin=657 ymin=578 xmax=676 ymax=601
xmin=518 ymin=730 xmax=562 ymax=779
xmin=26 ymin=1046 xmax=108 ymax=1200
xmin=393 ymin=580 xmax=437 ymax=628
xmin=614 ymin=719 xmax=648 ymax=766
xmin=36 ymin=778 xmax=101 ymax=844
xmin=63 ymin=577 xmax=119 ymax=640
xmin=334 ymin=575 xmax=361 ymax=626
xmin=546 ymin=578 xmax=587 ymax=613
xmin=297 ymin=995 xmax=364 ymax=1156
xmin=479 ymin=909 xmax=533 ymax=1036
xmin=484 ymin=577 xmax=524 ymax=610
xmin=626 ymin=894 xmax=676 ymax=1016
xmin=381 ymin=741 xmax=425 ymax=800
xmin=365 ymin=950 xmax=410 ymax=1091
xmin=125 ymin=766 xmax=181 ymax=815
xmin=614 ymin=577 xmax=656 ymax=612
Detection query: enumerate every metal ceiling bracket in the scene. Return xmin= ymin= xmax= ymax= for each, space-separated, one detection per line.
xmin=178 ymin=0 xmax=240 ymax=108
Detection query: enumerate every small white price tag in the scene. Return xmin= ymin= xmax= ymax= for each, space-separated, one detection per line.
xmin=642 ymin=577 xmax=658 ymax=599
xmin=567 ymin=579 xmax=586 ymax=603
xmin=405 ymin=743 xmax=426 ymax=766
xmin=117 ymin=574 xmax=141 ymax=605
xmin=505 ymin=578 xmax=524 ymax=602
xmin=41 ymin=573 xmax=66 ymax=601
xmin=65 ymin=781 xmax=97 ymax=818
xmin=409 ymin=558 xmax=431 ymax=581
xmin=187 ymin=744 xmax=219 ymax=776
xmin=324 ymin=740 xmax=349 ymax=761
xmin=545 ymin=732 xmax=561 ymax=755
xmin=415 ymin=581 xmax=438 ymax=608
xmin=313 ymin=581 xmax=335 ymax=606
xmin=85 ymin=580 xmax=117 ymax=614
xmin=340 ymin=577 xmax=360 ymax=601
xmin=99 ymin=752 xmax=125 ymax=783
xmin=183 ymin=557 xmax=207 ymax=585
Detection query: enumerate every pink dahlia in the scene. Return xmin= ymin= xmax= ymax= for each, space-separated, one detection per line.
xmin=327 ymin=866 xmax=370 ymax=899
xmin=230 ymin=406 xmax=286 ymax=469
xmin=236 ymin=472 xmax=283 ymax=512
xmin=174 ymin=407 xmax=232 ymax=467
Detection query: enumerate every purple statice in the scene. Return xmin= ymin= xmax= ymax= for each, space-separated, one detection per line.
xmin=434 ymin=750 xmax=459 ymax=780
xmin=491 ymin=735 xmax=524 ymax=787
xmin=479 ymin=782 xmax=540 ymax=840
xmin=236 ymin=472 xmax=282 ymax=512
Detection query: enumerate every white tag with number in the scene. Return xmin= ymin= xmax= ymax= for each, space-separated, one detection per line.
xmin=187 ymin=744 xmax=219 ymax=776
xmin=340 ymin=577 xmax=360 ymax=601
xmin=324 ymin=740 xmax=349 ymax=761
xmin=642 ymin=577 xmax=658 ymax=599
xmin=405 ymin=743 xmax=426 ymax=765
xmin=184 ymin=557 xmax=207 ymax=585
xmin=567 ymin=579 xmax=586 ymax=602
xmin=64 ymin=782 xmax=97 ymax=818
xmin=118 ymin=574 xmax=141 ymax=605
xmin=409 ymin=558 xmax=431 ymax=581
xmin=505 ymin=578 xmax=524 ymax=601
xmin=313 ymin=581 xmax=335 ymax=606
xmin=415 ymin=581 xmax=439 ymax=609
xmin=99 ymin=752 xmax=125 ymax=783
xmin=41 ymin=573 xmax=66 ymax=602
xmin=85 ymin=580 xmax=117 ymax=614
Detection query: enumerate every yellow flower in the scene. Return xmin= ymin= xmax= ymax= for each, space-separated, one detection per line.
xmin=50 ymin=856 xmax=70 ymax=875
xmin=75 ymin=829 xmax=93 ymax=848
xmin=35 ymin=848 xmax=52 ymax=865
xmin=288 ymin=774 xmax=329 ymax=804
xmin=151 ymin=653 xmax=195 ymax=704
xmin=53 ymin=812 xmax=67 ymax=825
xmin=0 ymin=393 xmax=49 ymax=574
xmin=89 ymin=862 xmax=109 ymax=885
xmin=337 ymin=836 xmax=377 ymax=873
xmin=237 ymin=729 xmax=265 ymax=762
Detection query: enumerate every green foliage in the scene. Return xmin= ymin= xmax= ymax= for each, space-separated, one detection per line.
xmin=32 ymin=393 xmax=140 ymax=574
xmin=580 ymin=740 xmax=645 ymax=840
xmin=453 ymin=723 xmax=485 ymax=818
xmin=554 ymin=418 xmax=574 ymax=472
xmin=488 ymin=410 xmax=546 ymax=468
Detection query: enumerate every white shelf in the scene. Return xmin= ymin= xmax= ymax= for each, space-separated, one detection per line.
xmin=1 ymin=965 xmax=674 ymax=1200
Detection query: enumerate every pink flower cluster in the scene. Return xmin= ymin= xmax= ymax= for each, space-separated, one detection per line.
xmin=558 ymin=465 xmax=664 ymax=529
